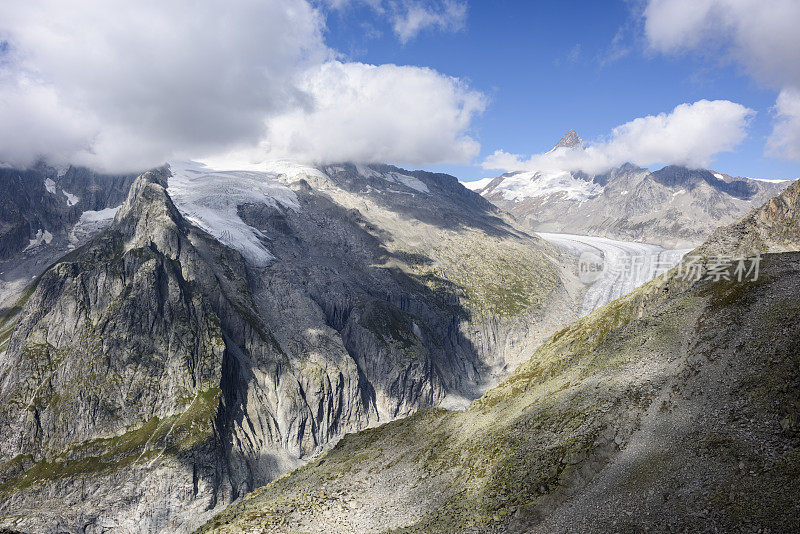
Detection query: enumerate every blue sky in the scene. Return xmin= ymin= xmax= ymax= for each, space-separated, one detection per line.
xmin=323 ymin=0 xmax=800 ymax=181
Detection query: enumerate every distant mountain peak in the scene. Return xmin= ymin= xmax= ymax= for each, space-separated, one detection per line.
xmin=551 ymin=129 xmax=584 ymax=151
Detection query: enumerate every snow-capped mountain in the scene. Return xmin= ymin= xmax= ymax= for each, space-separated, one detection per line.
xmin=476 ymin=131 xmax=790 ymax=248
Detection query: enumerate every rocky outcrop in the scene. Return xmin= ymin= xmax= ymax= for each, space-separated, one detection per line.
xmin=695 ymin=178 xmax=800 ymax=257
xmin=0 ymin=167 xmax=366 ymax=531
xmin=0 ymin=161 xmax=577 ymax=532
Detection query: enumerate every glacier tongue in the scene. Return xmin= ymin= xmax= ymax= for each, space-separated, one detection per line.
xmin=167 ymin=160 xmax=299 ymax=267
xmin=538 ymin=232 xmax=690 ymax=315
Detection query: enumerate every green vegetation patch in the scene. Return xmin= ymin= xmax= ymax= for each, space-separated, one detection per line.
xmin=0 ymin=387 xmax=221 ymax=496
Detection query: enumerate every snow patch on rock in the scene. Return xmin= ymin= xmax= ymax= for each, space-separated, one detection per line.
xmin=44 ymin=178 xmax=56 ymax=194
xmin=25 ymin=229 xmax=54 ymax=250
xmin=352 ymin=164 xmax=430 ymax=193
xmin=385 ymin=171 xmax=429 ymax=194
xmin=63 ymin=191 xmax=79 ymax=206
xmin=69 ymin=205 xmax=121 ymax=248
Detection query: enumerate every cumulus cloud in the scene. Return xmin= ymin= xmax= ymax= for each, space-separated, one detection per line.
xmin=0 ymin=0 xmax=328 ymax=171
xmin=642 ymin=0 xmax=800 ymax=160
xmin=483 ymin=100 xmax=753 ymax=174
xmin=208 ymin=60 xmax=485 ymax=167
xmin=0 ymin=0 xmax=483 ymax=171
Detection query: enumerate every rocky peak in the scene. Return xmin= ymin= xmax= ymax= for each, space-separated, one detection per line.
xmin=551 ymin=129 xmax=584 ymax=151
xmin=114 ymin=165 xmax=183 ymax=260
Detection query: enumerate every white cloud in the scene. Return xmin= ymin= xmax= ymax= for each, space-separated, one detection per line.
xmin=643 ymin=0 xmax=800 ymax=160
xmin=0 ymin=0 xmax=483 ymax=171
xmin=391 ymin=1 xmax=467 ymax=43
xmin=767 ymin=88 xmax=800 ymax=161
xmin=483 ymin=100 xmax=753 ymax=174
xmin=209 ymin=60 xmax=485 ymax=167
xmin=0 ymin=73 xmax=95 ymax=168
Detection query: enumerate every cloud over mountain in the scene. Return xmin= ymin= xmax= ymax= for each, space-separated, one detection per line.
xmin=483 ymin=100 xmax=753 ymax=174
xmin=219 ymin=61 xmax=485 ymax=167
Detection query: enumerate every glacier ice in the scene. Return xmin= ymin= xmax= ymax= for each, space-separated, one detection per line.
xmin=167 ymin=161 xmax=299 ymax=267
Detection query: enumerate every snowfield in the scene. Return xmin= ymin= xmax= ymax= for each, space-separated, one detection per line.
xmin=69 ymin=206 xmax=121 ymax=247
xmin=167 ymin=161 xmax=299 ymax=267
xmin=460 ymin=177 xmax=493 ymax=191
xmin=491 ymin=170 xmax=602 ymax=202
xmin=538 ymin=233 xmax=690 ymax=316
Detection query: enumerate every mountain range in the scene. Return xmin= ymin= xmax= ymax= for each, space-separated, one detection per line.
xmin=471 ymin=131 xmax=790 ymax=248
xmin=0 ymin=152 xmax=797 ymax=533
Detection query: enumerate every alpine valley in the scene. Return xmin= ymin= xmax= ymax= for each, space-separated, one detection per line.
xmin=198 ymin=174 xmax=800 ymax=534
xmin=0 ymin=161 xmax=581 ymax=532
xmin=3 ymin=1 xmax=800 ymax=533
xmin=0 ymin=155 xmax=797 ymax=534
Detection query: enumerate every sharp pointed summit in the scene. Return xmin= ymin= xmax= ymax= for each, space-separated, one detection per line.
xmin=551 ymin=129 xmax=584 ymax=150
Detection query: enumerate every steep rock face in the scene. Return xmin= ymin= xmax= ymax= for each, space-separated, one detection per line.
xmin=0 ymin=168 xmax=231 ymax=531
xmin=0 ymin=165 xmax=137 ymax=260
xmin=0 ymin=161 xmax=577 ymax=532
xmin=198 ymin=181 xmax=800 ymax=533
xmin=0 ymin=165 xmax=139 ymax=316
xmin=695 ymin=178 xmax=800 ymax=256
xmin=261 ymin=162 xmax=580 ymax=378
xmin=0 ymin=168 xmax=370 ymax=532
